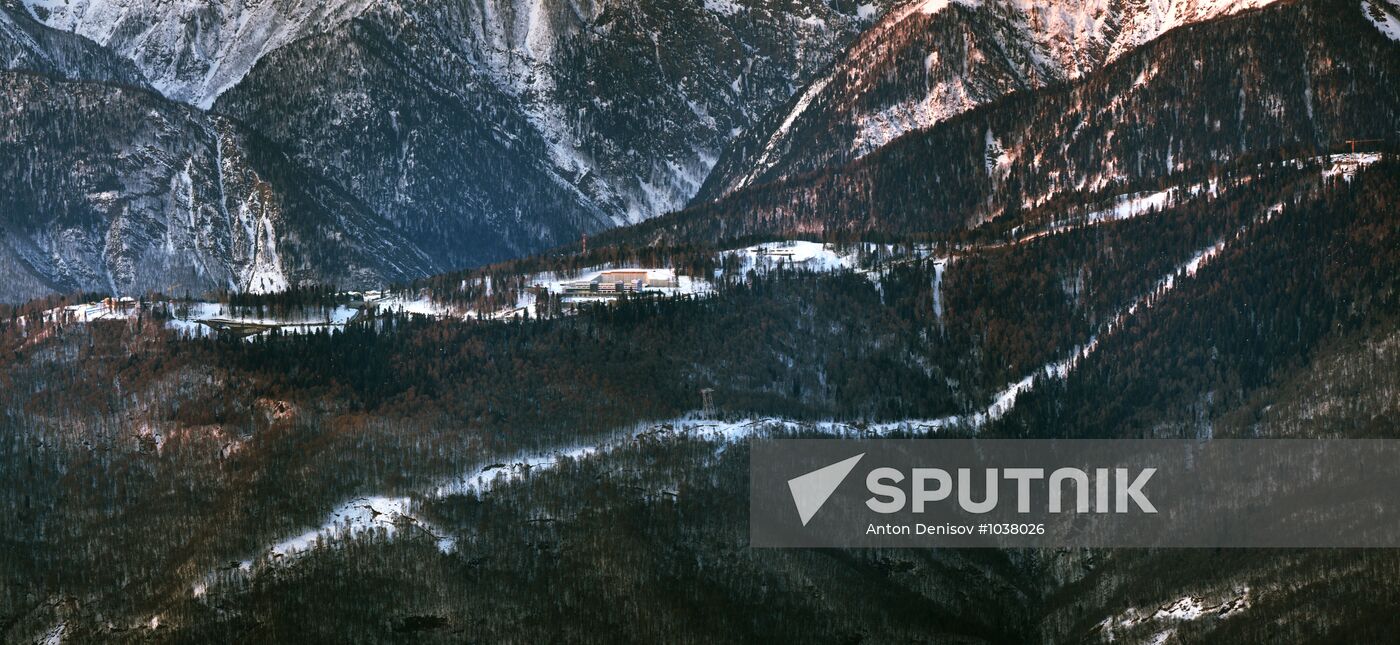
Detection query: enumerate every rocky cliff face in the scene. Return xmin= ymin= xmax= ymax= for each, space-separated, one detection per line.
xmin=0 ymin=72 xmax=438 ymax=303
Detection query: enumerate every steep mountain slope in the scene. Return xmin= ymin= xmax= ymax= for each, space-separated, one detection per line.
xmin=0 ymin=1 xmax=145 ymax=86
xmin=19 ymin=0 xmax=376 ymax=108
xmin=697 ymin=0 xmax=1280 ymax=200
xmin=212 ymin=0 xmax=884 ymax=271
xmin=623 ymin=0 xmax=1399 ymax=246
xmin=0 ymin=72 xmax=438 ymax=303
xmin=213 ymin=19 xmax=620 ymax=270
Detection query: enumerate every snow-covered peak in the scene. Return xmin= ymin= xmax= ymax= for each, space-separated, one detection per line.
xmin=22 ymin=0 xmax=376 ymax=108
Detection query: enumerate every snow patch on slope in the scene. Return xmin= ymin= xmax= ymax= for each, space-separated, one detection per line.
xmin=1097 ymin=587 xmax=1252 ymax=643
xmin=1323 ymin=152 xmax=1385 ymax=180
xmin=268 ymin=496 xmax=456 ymax=559
xmin=1363 ymin=0 xmax=1400 ymax=41
xmin=704 ymin=0 xmax=746 ymax=17
xmin=851 ymin=83 xmax=977 ymax=155
xmin=735 ymin=75 xmax=834 ymax=191
xmin=984 ymin=129 xmax=1011 ymax=176
xmin=920 ymin=0 xmax=982 ymax=14
xmin=718 ymin=240 xmax=861 ymax=276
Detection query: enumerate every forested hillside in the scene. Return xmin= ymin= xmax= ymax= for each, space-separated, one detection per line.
xmin=0 ymin=2 xmax=146 ymax=87
xmin=2 ymin=0 xmax=1398 ymax=642
xmin=3 ymin=155 xmax=1395 ymax=640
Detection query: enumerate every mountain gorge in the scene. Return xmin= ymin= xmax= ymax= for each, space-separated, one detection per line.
xmin=213 ymin=0 xmax=885 ymax=264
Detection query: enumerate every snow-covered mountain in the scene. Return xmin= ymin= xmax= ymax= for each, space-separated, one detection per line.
xmin=628 ymin=0 xmax=1399 ymax=246
xmin=19 ymin=0 xmax=376 ymax=108
xmin=697 ymin=0 xmax=1280 ymax=200
xmin=13 ymin=0 xmax=886 ymax=282
xmin=3 ymin=0 xmax=1391 ymax=303
xmin=212 ymin=0 xmax=886 ymax=268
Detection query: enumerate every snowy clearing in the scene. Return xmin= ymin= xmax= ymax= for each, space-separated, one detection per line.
xmin=718 ymin=240 xmax=860 ymax=276
xmin=22 ymin=296 xmax=363 ymax=341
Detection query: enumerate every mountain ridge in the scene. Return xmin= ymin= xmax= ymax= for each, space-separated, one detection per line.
xmin=695 ymin=0 xmax=1283 ymax=202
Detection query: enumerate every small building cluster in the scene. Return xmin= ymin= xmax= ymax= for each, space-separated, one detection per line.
xmin=559 ymin=269 xmax=678 ymax=295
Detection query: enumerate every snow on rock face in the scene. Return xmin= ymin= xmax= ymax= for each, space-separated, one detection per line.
xmin=441 ymin=0 xmax=873 ymax=225
xmin=41 ymin=622 xmax=66 ymax=645
xmin=242 ymin=210 xmax=289 ymax=294
xmin=1 ymin=73 xmax=439 ymax=302
xmin=1022 ymin=0 xmax=1280 ymax=74
xmin=736 ymin=75 xmax=836 ymax=191
xmin=22 ymin=0 xmax=375 ymax=108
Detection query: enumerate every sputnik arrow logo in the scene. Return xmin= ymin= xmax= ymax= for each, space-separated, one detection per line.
xmin=787 ymin=453 xmax=865 ymax=526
